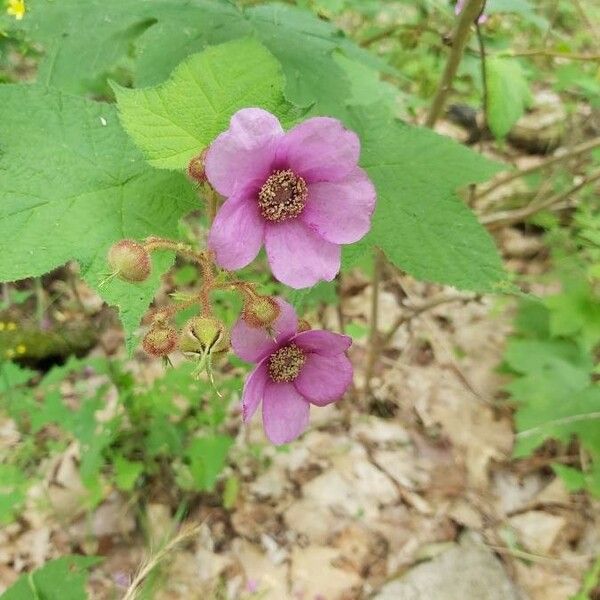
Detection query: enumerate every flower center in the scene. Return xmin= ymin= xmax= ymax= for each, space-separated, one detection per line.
xmin=258 ymin=169 xmax=307 ymax=223
xmin=268 ymin=343 xmax=306 ymax=383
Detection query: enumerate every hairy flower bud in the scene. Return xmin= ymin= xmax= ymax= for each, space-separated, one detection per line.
xmin=242 ymin=295 xmax=281 ymax=329
xmin=297 ymin=319 xmax=311 ymax=333
xmin=179 ymin=316 xmax=229 ymax=358
xmin=108 ymin=240 xmax=151 ymax=283
xmin=142 ymin=326 xmax=178 ymax=357
xmin=143 ymin=307 xmax=173 ymax=327
xmin=186 ymin=148 xmax=208 ymax=184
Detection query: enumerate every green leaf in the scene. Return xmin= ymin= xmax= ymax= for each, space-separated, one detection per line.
xmin=0 ymin=85 xmax=197 ymax=352
xmin=114 ymin=38 xmax=294 ymax=170
xmin=0 ymin=0 xmax=240 ymax=95
xmin=1 ymin=555 xmax=101 ymax=600
xmin=222 ymin=475 xmax=240 ymax=509
xmin=343 ymin=105 xmax=507 ymax=292
xmin=0 ymin=465 xmax=28 ymax=524
xmin=186 ymin=434 xmax=233 ymax=491
xmin=134 ymin=3 xmax=387 ymax=114
xmin=0 ymin=360 xmax=36 ymax=392
xmin=552 ymin=464 xmax=586 ymax=492
xmin=113 ymin=455 xmax=144 ymax=491
xmin=486 ymin=57 xmax=532 ymax=139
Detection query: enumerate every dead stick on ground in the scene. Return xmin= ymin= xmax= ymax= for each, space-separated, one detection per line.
xmin=481 ymin=168 xmax=600 ymax=229
xmin=477 ymin=136 xmax=600 ymax=199
xmin=380 ymin=293 xmax=474 ymax=348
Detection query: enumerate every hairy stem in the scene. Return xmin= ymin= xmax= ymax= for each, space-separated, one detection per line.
xmin=425 ymin=0 xmax=485 ymax=128
xmin=475 ymin=16 xmax=488 ymax=130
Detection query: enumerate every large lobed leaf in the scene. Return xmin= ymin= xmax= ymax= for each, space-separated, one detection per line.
xmin=0 ymin=85 xmax=197 ymax=351
xmin=114 ymin=38 xmax=295 ymax=170
xmin=343 ymin=105 xmax=506 ymax=291
xmin=3 ymin=0 xmax=507 ymax=305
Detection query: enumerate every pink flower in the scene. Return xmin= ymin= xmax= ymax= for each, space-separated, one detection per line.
xmin=206 ymin=109 xmax=376 ymax=289
xmin=233 ymin=298 xmax=353 ymax=445
xmin=455 ymin=0 xmax=488 ymax=23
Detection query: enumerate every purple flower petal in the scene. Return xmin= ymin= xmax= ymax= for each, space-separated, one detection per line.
xmin=241 ymin=361 xmax=268 ymax=422
xmin=264 ymin=220 xmax=341 ymax=288
xmin=294 ymin=330 xmax=352 ymax=356
xmin=209 ymin=195 xmax=264 ymax=270
xmin=205 ymin=108 xmax=282 ymax=197
xmin=279 ymin=117 xmax=360 ymax=183
xmin=294 ymin=352 xmax=353 ymax=406
xmin=231 ymin=297 xmax=298 ymax=363
xmin=302 ymin=167 xmax=376 ymax=244
xmin=262 ymin=380 xmax=310 ymax=444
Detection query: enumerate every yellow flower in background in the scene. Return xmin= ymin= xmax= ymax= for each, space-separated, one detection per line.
xmin=16 ymin=344 xmax=26 ymax=354
xmin=6 ymin=0 xmax=26 ymax=20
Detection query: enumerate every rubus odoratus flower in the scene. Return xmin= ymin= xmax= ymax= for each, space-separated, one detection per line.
xmin=232 ymin=298 xmax=352 ymax=444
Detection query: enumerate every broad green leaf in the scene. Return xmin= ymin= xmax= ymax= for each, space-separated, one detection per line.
xmin=113 ymin=455 xmax=144 ymax=491
xmin=3 ymin=0 xmax=385 ymax=113
xmin=114 ymin=38 xmax=294 ymax=170
xmin=486 ymin=57 xmax=532 ymax=139
xmin=0 ymin=465 xmax=28 ymax=524
xmin=0 ymin=85 xmax=197 ymax=352
xmin=133 ymin=2 xmax=388 ymax=115
xmin=0 ymin=360 xmax=36 ymax=392
xmin=343 ymin=105 xmax=507 ymax=292
xmin=0 ymin=0 xmax=247 ymax=95
xmin=186 ymin=434 xmax=233 ymax=491
xmin=1 ymin=555 xmax=101 ymax=600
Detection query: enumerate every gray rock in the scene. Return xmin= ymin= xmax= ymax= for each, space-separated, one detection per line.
xmin=373 ymin=533 xmax=524 ymax=600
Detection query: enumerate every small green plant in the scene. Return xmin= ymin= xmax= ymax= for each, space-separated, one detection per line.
xmin=0 ymin=555 xmax=100 ymax=600
xmin=0 ymin=356 xmax=239 ymax=521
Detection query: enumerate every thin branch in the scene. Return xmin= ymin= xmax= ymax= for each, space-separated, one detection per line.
xmin=425 ymin=0 xmax=485 ymax=128
xmin=475 ymin=20 xmax=488 ymax=130
xmin=481 ymin=168 xmax=600 ymax=229
xmin=381 ymin=293 xmax=473 ymax=348
xmin=335 ymin=273 xmax=345 ymax=334
xmin=504 ymin=49 xmax=600 ymax=61
xmin=363 ymin=251 xmax=383 ymax=398
xmin=477 ymin=136 xmax=600 ymax=199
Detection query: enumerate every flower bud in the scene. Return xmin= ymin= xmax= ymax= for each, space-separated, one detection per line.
xmin=142 ymin=326 xmax=178 ymax=357
xmin=297 ymin=319 xmax=311 ymax=333
xmin=242 ymin=295 xmax=280 ymax=329
xmin=179 ymin=316 xmax=229 ymax=358
xmin=108 ymin=240 xmax=151 ymax=283
xmin=186 ymin=148 xmax=208 ymax=184
xmin=143 ymin=307 xmax=172 ymax=327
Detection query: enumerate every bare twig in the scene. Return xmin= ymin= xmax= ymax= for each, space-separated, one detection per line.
xmin=381 ymin=293 xmax=473 ymax=348
xmin=481 ymin=168 xmax=600 ymax=229
xmin=335 ymin=273 xmax=345 ymax=334
xmin=425 ymin=0 xmax=485 ymax=128
xmin=477 ymin=136 xmax=600 ymax=199
xmin=475 ymin=3 xmax=488 ymax=130
xmin=363 ymin=251 xmax=383 ymax=398
xmin=504 ymin=49 xmax=600 ymax=61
